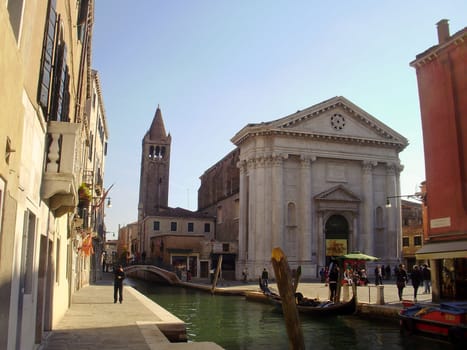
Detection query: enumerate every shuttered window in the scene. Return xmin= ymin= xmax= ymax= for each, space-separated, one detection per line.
xmin=50 ymin=41 xmax=69 ymax=121
xmin=38 ymin=0 xmax=57 ymax=116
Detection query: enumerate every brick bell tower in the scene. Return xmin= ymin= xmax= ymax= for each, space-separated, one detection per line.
xmin=138 ymin=105 xmax=171 ymax=219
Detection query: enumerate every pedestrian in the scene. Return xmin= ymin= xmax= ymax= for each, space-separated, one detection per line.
xmin=319 ymin=267 xmax=325 ymax=283
xmin=411 ymin=265 xmax=423 ymax=302
xmin=101 ymin=252 xmax=107 ymax=272
xmin=114 ymin=264 xmax=125 ymax=303
xmin=381 ymin=264 xmax=386 ymax=280
xmin=261 ymin=268 xmax=269 ymax=287
xmin=374 ymin=265 xmax=383 ymax=285
xmin=395 ymin=264 xmax=408 ymax=301
xmin=242 ymin=267 xmax=248 ymax=282
xmin=385 ymin=264 xmax=391 ymax=280
xmin=141 ymin=251 xmax=146 ymax=264
xmin=422 ymin=264 xmax=431 ymax=294
xmin=328 ymin=265 xmax=339 ymax=302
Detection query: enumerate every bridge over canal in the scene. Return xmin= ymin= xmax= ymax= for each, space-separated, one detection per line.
xmin=124 ymin=264 xmax=182 ymax=285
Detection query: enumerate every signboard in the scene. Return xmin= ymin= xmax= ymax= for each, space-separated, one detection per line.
xmin=326 ymin=239 xmax=347 ymax=256
xmin=430 ymin=217 xmax=451 ymax=229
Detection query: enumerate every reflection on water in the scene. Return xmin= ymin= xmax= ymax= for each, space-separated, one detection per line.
xmin=131 ymin=279 xmax=455 ymax=350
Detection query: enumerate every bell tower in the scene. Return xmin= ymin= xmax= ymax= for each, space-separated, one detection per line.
xmin=138 ymin=105 xmax=171 ymax=219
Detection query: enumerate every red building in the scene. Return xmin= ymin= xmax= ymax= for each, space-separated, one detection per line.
xmin=410 ymin=20 xmax=466 ymax=301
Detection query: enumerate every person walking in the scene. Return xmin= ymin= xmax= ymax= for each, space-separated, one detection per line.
xmin=114 ymin=264 xmax=125 ymax=303
xmin=411 ymin=265 xmax=423 ymax=302
xmin=261 ymin=268 xmax=269 ymax=287
xmin=328 ymin=265 xmax=339 ymax=302
xmin=374 ymin=265 xmax=383 ymax=285
xmin=422 ymin=264 xmax=431 ymax=294
xmin=395 ymin=264 xmax=408 ymax=301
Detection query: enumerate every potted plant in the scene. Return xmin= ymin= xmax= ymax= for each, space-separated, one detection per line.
xmin=78 ymin=183 xmax=92 ymax=205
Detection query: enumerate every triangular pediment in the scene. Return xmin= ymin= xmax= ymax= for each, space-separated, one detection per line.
xmin=232 ymin=96 xmax=408 ymax=151
xmin=314 ymin=185 xmax=361 ymax=202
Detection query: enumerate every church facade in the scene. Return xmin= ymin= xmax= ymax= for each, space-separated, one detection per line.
xmin=199 ymin=96 xmax=408 ymax=280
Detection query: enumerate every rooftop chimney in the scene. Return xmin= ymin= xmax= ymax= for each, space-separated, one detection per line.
xmin=436 ymin=19 xmax=450 ymax=44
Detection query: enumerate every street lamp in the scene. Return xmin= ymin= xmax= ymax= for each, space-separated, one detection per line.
xmin=106 ymin=197 xmax=112 ymax=208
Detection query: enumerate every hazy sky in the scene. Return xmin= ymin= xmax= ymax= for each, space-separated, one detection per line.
xmin=92 ymin=0 xmax=467 ymax=238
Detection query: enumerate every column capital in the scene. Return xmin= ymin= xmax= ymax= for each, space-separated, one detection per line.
xmin=362 ymin=160 xmax=377 ymax=173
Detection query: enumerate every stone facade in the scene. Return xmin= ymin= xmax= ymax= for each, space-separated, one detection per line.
xmin=199 ymin=96 xmax=408 ymax=280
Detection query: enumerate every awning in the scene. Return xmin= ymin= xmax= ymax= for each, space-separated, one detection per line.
xmin=415 ymin=240 xmax=467 ymax=259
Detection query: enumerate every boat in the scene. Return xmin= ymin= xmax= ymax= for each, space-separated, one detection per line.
xmin=264 ymin=289 xmax=357 ymax=316
xmin=295 ymin=293 xmax=357 ymax=316
xmin=399 ymin=301 xmax=467 ymax=343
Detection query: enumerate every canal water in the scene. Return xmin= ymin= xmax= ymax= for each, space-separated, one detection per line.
xmin=130 ymin=279 xmax=455 ymax=350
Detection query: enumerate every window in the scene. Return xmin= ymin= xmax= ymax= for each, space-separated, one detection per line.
xmin=171 ymin=222 xmax=177 ymax=232
xmin=76 ymin=0 xmax=89 ymax=41
xmin=38 ymin=0 xmax=57 ymax=115
xmin=223 ymin=243 xmax=229 ymax=252
xmin=414 ymin=236 xmax=422 ymax=246
xmin=204 ymin=223 xmax=211 ymax=233
xmin=402 ymin=237 xmax=409 ymax=247
xmin=187 ymin=222 xmax=194 ymax=232
xmin=153 ymin=221 xmax=160 ymax=231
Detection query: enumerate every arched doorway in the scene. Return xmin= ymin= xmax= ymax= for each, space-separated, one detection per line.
xmin=325 ymin=214 xmax=349 ymax=265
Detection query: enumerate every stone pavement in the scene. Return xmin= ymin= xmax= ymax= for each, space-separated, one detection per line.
xmin=39 ymin=274 xmax=223 ymax=350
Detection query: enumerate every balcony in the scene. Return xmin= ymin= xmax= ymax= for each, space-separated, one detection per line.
xmin=41 ymin=121 xmax=81 ymax=216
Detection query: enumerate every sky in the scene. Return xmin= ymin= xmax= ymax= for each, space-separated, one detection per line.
xmin=91 ymin=0 xmax=467 ymax=239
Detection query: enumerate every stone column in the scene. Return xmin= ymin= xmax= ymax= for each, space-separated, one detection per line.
xmin=317 ymin=211 xmax=325 ymax=269
xmin=247 ymin=158 xmax=257 ymax=263
xmin=271 ymin=153 xmax=284 ymax=250
xmin=300 ymin=155 xmax=313 ymax=263
xmin=386 ymin=163 xmax=398 ymax=259
xmin=362 ymin=161 xmax=376 ymax=254
xmin=238 ymin=161 xmax=248 ymax=262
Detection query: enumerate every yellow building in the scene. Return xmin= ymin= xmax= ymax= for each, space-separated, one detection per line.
xmin=0 ymin=1 xmax=107 ymax=349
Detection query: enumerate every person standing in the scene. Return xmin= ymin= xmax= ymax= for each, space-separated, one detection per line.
xmin=411 ymin=265 xmax=423 ymax=302
xmin=261 ymin=268 xmax=269 ymax=287
xmin=395 ymin=264 xmax=408 ymax=301
xmin=422 ymin=264 xmax=431 ymax=294
xmin=328 ymin=265 xmax=339 ymax=302
xmin=374 ymin=265 xmax=383 ymax=285
xmin=114 ymin=265 xmax=125 ymax=304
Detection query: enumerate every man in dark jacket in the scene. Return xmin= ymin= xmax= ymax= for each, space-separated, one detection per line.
xmin=411 ymin=265 xmax=423 ymax=302
xmin=422 ymin=264 xmax=431 ymax=294
xmin=114 ymin=265 xmax=125 ymax=303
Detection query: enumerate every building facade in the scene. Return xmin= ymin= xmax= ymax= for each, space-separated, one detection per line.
xmin=400 ymin=200 xmax=424 ymax=269
xmin=0 ymin=1 xmax=109 ymax=349
xmin=411 ymin=20 xmax=467 ymax=301
xmin=200 ymin=96 xmax=408 ymax=280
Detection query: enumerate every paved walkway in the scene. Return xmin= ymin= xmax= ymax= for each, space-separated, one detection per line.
xmin=39 ymin=274 xmax=223 ymax=350
xmin=40 ymin=274 xmax=432 ymax=350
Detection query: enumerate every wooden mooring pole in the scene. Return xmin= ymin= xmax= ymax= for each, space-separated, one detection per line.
xmin=271 ymin=247 xmax=305 ymax=350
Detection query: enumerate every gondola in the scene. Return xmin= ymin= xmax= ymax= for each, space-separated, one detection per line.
xmin=295 ymin=293 xmax=357 ymax=316
xmin=260 ymin=280 xmax=357 ymax=316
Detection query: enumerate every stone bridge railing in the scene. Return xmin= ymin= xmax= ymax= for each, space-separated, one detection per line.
xmin=124 ymin=265 xmax=181 ymax=285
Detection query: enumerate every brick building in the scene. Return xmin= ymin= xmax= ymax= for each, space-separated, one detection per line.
xmin=411 ymin=20 xmax=467 ymax=301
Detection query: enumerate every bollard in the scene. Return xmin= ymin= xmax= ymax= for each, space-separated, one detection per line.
xmin=376 ymin=285 xmax=385 ymax=305
xmin=342 ymin=284 xmax=350 ymax=301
